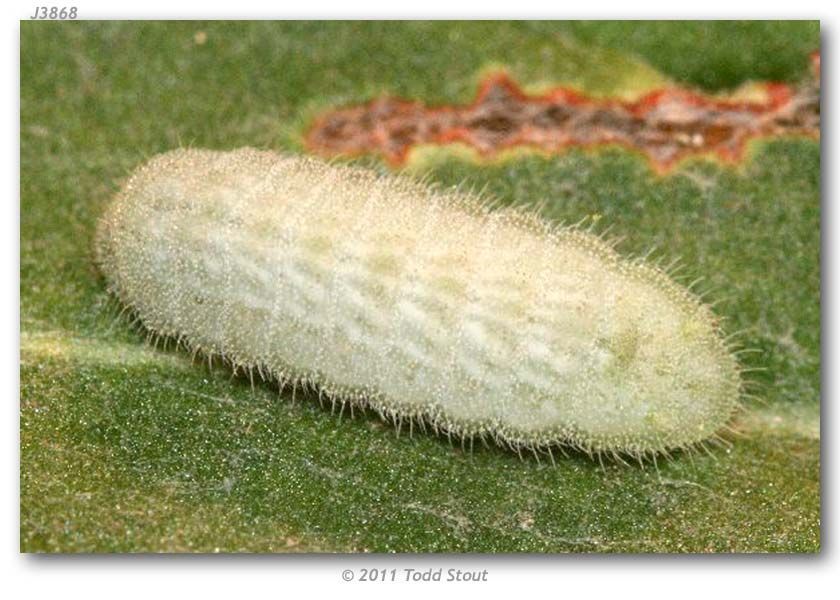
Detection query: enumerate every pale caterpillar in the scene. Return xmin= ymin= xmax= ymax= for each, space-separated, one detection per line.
xmin=96 ymin=148 xmax=742 ymax=460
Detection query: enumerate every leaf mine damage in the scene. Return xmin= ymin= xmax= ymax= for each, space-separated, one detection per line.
xmin=305 ymin=53 xmax=820 ymax=173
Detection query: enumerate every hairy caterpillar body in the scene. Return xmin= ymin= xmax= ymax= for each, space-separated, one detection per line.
xmin=96 ymin=148 xmax=741 ymax=458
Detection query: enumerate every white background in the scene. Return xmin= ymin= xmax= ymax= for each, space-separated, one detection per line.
xmin=3 ymin=1 xmax=832 ymax=598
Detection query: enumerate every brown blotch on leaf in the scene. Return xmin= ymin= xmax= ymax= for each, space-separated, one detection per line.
xmin=305 ymin=53 xmax=820 ymax=174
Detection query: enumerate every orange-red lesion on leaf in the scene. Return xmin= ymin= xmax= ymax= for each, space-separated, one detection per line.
xmin=305 ymin=53 xmax=820 ymax=174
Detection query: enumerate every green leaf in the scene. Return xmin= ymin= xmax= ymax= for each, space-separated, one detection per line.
xmin=20 ymin=21 xmax=819 ymax=552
